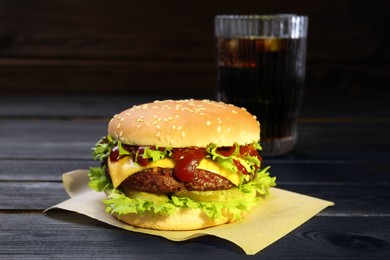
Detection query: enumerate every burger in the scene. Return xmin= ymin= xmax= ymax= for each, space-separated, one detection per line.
xmin=88 ymin=99 xmax=276 ymax=230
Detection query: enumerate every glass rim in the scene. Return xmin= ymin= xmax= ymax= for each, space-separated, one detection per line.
xmin=215 ymin=14 xmax=308 ymax=20
xmin=215 ymin=14 xmax=308 ymax=38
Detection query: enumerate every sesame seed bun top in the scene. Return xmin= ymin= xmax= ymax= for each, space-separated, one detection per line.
xmin=108 ymin=99 xmax=260 ymax=147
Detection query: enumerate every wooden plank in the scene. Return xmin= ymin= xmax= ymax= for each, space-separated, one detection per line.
xmin=0 ymin=212 xmax=389 ymax=259
xmin=299 ymin=95 xmax=390 ymax=119
xmin=0 ymin=0 xmax=388 ymax=61
xmin=1 ymin=159 xmax=389 ymax=185
xmin=1 ymin=95 xmax=389 ymax=118
xmin=0 ymin=119 xmax=106 ymax=160
xmin=0 ymin=62 xmax=389 ymax=96
xmin=0 ymin=1 xmax=388 ymax=96
xmin=268 ymin=161 xmax=390 ymax=185
xmin=305 ymin=63 xmax=390 ymax=97
xmin=1 ymin=119 xmax=389 ymax=160
xmin=0 ymin=60 xmax=216 ymax=96
xmin=0 ymin=181 xmax=388 ymax=215
xmin=0 ymin=159 xmax=94 ymax=181
xmin=0 ymin=182 xmax=67 ymax=210
xmin=0 ymin=96 xmax=176 ymax=118
xmin=293 ymin=122 xmax=390 ymax=161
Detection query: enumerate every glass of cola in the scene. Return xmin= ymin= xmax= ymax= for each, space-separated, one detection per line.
xmin=215 ymin=14 xmax=308 ymax=156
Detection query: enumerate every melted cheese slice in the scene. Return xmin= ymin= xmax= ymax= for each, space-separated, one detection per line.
xmin=108 ymin=157 xmax=240 ymax=188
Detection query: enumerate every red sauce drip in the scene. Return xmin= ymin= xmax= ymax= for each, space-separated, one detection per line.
xmin=216 ymin=144 xmax=236 ymax=157
xmin=233 ymin=159 xmax=248 ymax=175
xmin=240 ymin=145 xmax=262 ymax=171
xmin=172 ymin=148 xmax=207 ymax=182
xmin=109 ymin=146 xmax=120 ymax=162
xmin=217 ymin=144 xmax=262 ymax=174
xmin=109 ymin=145 xmax=148 ymax=166
xmin=108 ymin=143 xmax=263 ymax=180
xmin=135 ymin=147 xmax=149 ymax=166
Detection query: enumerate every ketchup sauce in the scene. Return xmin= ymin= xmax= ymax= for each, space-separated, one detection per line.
xmin=216 ymin=144 xmax=236 ymax=157
xmin=172 ymin=148 xmax=207 ymax=182
xmin=109 ymin=145 xmax=149 ymax=167
xmin=218 ymin=144 xmax=262 ymax=174
xmin=108 ymin=143 xmax=262 ymax=182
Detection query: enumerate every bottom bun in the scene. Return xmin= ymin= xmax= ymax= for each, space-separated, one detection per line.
xmin=112 ymin=208 xmax=247 ymax=231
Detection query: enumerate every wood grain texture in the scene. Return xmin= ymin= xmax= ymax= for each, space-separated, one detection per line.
xmin=1 ymin=119 xmax=389 ymax=160
xmin=1 ymin=181 xmax=389 ymax=216
xmin=0 ymin=0 xmax=388 ymax=60
xmin=0 ymin=96 xmax=389 ymax=258
xmin=0 ymin=0 xmax=388 ymax=96
xmin=1 ymin=213 xmax=389 ymax=259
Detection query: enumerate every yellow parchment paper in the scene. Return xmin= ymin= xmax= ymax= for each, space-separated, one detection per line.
xmin=45 ymin=169 xmax=334 ymax=255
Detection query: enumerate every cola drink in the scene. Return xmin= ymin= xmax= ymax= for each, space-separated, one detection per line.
xmin=216 ymin=35 xmax=307 ymax=156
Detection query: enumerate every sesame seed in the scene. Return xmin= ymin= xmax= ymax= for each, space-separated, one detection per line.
xmin=177 ymin=126 xmax=182 ymax=130
xmin=181 ymin=132 xmax=186 ymax=138
xmin=232 ymin=110 xmax=237 ymax=114
xmin=217 ymin=126 xmax=221 ymax=132
xmin=171 ymin=125 xmax=176 ymax=130
xmin=156 ymin=125 xmax=161 ymax=129
xmin=117 ymin=123 xmax=121 ymax=129
xmin=206 ymin=120 xmax=211 ymax=126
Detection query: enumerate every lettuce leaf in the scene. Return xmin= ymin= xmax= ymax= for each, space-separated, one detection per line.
xmin=206 ymin=142 xmax=261 ymax=183
xmin=88 ymin=135 xmax=276 ymax=221
xmin=143 ymin=147 xmax=172 ymax=162
xmin=92 ymin=135 xmax=115 ymax=162
xmin=92 ymin=136 xmax=262 ymax=180
xmin=90 ymin=166 xmax=276 ymax=221
xmin=88 ymin=166 xmax=112 ymax=192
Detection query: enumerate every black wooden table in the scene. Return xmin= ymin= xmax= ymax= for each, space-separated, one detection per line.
xmin=1 ymin=95 xmax=389 ymax=259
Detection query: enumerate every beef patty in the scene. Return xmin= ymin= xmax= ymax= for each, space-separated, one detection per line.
xmin=110 ymin=167 xmax=236 ymax=194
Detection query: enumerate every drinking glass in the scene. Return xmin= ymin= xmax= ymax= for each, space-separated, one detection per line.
xmin=215 ymin=14 xmax=308 ymax=156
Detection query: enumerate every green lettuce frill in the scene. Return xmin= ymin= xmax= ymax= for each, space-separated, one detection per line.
xmin=88 ymin=165 xmax=275 ymax=221
xmin=88 ymin=135 xmax=276 ymax=221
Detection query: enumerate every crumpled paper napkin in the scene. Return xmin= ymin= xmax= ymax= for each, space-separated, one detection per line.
xmin=45 ymin=169 xmax=334 ymax=255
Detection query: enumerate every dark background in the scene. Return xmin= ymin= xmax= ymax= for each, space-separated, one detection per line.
xmin=0 ymin=0 xmax=389 ymax=98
